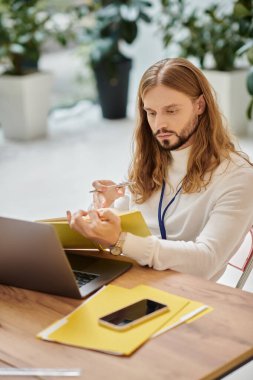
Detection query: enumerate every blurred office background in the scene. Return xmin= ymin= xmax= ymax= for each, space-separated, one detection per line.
xmin=0 ymin=1 xmax=253 ymax=377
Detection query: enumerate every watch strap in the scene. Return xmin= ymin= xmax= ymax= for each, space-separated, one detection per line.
xmin=110 ymin=232 xmax=127 ymax=255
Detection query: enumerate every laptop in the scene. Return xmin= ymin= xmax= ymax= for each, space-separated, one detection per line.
xmin=0 ymin=216 xmax=132 ymax=299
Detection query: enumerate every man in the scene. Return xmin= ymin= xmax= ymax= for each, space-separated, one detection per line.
xmin=67 ymin=58 xmax=253 ymax=281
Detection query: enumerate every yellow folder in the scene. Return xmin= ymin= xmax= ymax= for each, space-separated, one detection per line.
xmin=37 ymin=284 xmax=211 ymax=356
xmin=131 ymin=285 xmax=213 ymax=338
xmin=37 ymin=210 xmax=151 ymax=249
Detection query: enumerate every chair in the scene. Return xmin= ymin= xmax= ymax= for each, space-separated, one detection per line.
xmin=228 ymin=227 xmax=253 ymax=289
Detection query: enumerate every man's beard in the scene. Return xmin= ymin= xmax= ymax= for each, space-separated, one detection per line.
xmin=154 ymin=115 xmax=199 ymax=151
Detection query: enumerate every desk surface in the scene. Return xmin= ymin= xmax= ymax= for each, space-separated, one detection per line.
xmin=0 ymin=255 xmax=253 ymax=380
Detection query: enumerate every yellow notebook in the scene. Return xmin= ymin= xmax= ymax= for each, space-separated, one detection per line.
xmin=37 ymin=217 xmax=97 ymax=249
xmin=37 ymin=284 xmax=211 ymax=356
xmin=119 ymin=210 xmax=151 ymax=237
xmin=37 ymin=210 xmax=151 ymax=249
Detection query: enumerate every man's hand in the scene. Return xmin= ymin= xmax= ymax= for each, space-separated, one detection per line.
xmin=92 ymin=180 xmax=125 ymax=208
xmin=66 ymin=208 xmax=121 ymax=248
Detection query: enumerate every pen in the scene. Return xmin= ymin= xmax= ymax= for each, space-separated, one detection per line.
xmin=0 ymin=368 xmax=81 ymax=377
xmin=89 ymin=181 xmax=136 ymax=193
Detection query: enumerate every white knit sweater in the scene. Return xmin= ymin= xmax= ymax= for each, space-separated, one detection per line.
xmin=114 ymin=147 xmax=253 ymax=281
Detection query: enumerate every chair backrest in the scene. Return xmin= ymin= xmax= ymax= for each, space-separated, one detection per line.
xmin=228 ymin=227 xmax=253 ymax=289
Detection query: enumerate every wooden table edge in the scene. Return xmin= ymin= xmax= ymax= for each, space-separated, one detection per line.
xmin=201 ymin=347 xmax=253 ymax=380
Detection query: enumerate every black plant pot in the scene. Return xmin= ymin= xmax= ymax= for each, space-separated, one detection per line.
xmin=93 ymin=58 xmax=132 ymax=119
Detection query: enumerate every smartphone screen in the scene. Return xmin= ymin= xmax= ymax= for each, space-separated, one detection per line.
xmin=98 ymin=299 xmax=169 ymax=331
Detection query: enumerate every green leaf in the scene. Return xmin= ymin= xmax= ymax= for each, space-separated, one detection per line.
xmin=139 ymin=0 xmax=152 ymax=7
xmin=237 ymin=40 xmax=253 ymax=55
xmin=74 ymin=4 xmax=90 ymax=18
xmin=97 ymin=4 xmax=118 ymax=20
xmin=120 ymin=5 xmax=139 ymax=22
xmin=0 ymin=46 xmax=8 ymax=57
xmin=246 ymin=98 xmax=253 ymax=119
xmin=18 ymin=34 xmax=32 ymax=44
xmin=56 ymin=34 xmax=68 ymax=46
xmin=247 ymin=47 xmax=253 ymax=65
xmin=139 ymin=11 xmax=152 ymax=23
xmin=9 ymin=43 xmax=25 ymax=54
xmin=246 ymin=68 xmax=253 ymax=95
xmin=34 ymin=31 xmax=46 ymax=43
xmin=90 ymin=37 xmax=115 ymax=64
xmin=120 ymin=21 xmax=138 ymax=44
xmin=234 ymin=3 xmax=251 ymax=18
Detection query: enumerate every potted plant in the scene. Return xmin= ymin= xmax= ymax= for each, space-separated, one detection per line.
xmin=0 ymin=0 xmax=73 ymax=140
xmin=74 ymin=0 xmax=152 ymax=119
xmin=234 ymin=0 xmax=253 ymax=120
xmin=158 ymin=0 xmax=249 ymax=135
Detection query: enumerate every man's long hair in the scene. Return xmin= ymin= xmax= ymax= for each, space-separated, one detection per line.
xmin=128 ymin=57 xmax=252 ymax=203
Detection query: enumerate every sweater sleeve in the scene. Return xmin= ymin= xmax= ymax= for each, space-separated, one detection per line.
xmin=122 ymin=167 xmax=253 ymax=280
xmin=113 ymin=194 xmax=130 ymax=211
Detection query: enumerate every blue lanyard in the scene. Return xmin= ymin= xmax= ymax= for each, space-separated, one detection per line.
xmin=158 ymin=180 xmax=182 ymax=240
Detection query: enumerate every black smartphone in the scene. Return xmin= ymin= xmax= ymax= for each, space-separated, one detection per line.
xmin=98 ymin=299 xmax=169 ymax=331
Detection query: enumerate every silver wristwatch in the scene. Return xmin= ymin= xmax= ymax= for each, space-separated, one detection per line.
xmin=110 ymin=232 xmax=127 ymax=256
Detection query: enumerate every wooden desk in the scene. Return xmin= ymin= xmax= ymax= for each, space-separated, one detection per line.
xmin=0 ymin=259 xmax=253 ymax=380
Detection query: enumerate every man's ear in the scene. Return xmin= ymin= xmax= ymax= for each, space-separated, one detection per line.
xmin=196 ymin=94 xmax=206 ymax=115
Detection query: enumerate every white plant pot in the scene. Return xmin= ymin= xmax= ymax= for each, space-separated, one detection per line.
xmin=203 ymin=69 xmax=250 ymax=136
xmin=0 ymin=72 xmax=52 ymax=140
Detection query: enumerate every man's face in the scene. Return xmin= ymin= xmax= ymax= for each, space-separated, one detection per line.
xmin=143 ymin=85 xmax=204 ymax=151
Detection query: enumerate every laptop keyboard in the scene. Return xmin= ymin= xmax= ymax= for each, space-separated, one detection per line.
xmin=73 ymin=270 xmax=99 ymax=288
